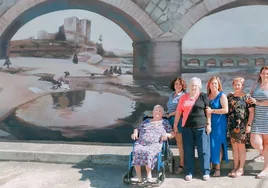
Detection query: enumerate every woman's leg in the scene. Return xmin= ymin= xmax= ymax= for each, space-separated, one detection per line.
xmin=250 ymin=133 xmax=264 ymax=155
xmin=228 ymin=142 xmax=239 ymax=177
xmin=213 ymin=147 xmax=223 ymax=177
xmin=255 ymin=134 xmax=268 ymax=178
xmin=175 ymin=133 xmax=184 ymax=173
xmin=195 ymin=127 xmax=210 ymax=178
xmin=134 ymin=166 xmax=142 ymax=178
xmin=232 ymin=142 xmax=239 ymax=170
xmin=262 ymin=135 xmax=268 ymax=171
xmin=230 ymin=143 xmax=246 ymax=177
xmin=238 ymin=143 xmax=246 ymax=170
xmin=145 ymin=166 xmax=152 ymax=179
xmin=182 ymin=128 xmax=195 ymax=180
xmin=132 ymin=165 xmax=142 ymax=182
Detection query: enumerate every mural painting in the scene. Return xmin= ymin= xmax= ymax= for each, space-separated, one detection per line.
xmin=0 ymin=2 xmax=267 ymax=144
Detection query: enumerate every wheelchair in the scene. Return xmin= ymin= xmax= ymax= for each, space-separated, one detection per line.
xmin=122 ymin=111 xmax=175 ymax=186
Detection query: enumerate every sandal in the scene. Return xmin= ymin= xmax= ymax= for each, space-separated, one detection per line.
xmin=145 ymin=178 xmax=155 ymax=183
xmin=256 ymin=171 xmax=268 ymax=179
xmin=231 ymin=169 xmax=244 ymax=178
xmin=254 ymin=154 xmax=264 ymax=162
xmin=228 ymin=169 xmax=236 ymax=177
xmin=175 ymin=165 xmax=184 ymax=174
xmin=131 ymin=176 xmax=142 ymax=183
xmin=210 ymin=168 xmax=215 ymax=174
xmin=213 ymin=169 xmax=221 ymax=177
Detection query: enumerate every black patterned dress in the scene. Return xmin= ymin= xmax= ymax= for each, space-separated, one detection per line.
xmin=227 ymin=93 xmax=253 ymax=144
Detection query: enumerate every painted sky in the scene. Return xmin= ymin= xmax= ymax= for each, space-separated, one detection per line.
xmin=183 ymin=5 xmax=268 ymax=50
xmin=12 ymin=5 xmax=268 ymax=52
xmin=12 ymin=10 xmax=133 ymax=51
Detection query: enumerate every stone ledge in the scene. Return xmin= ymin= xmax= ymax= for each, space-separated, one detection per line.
xmin=0 ymin=142 xmax=264 ymax=171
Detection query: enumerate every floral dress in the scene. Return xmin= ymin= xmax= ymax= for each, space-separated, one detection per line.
xmin=227 ymin=93 xmax=253 ymax=144
xmin=132 ymin=119 xmax=172 ymax=169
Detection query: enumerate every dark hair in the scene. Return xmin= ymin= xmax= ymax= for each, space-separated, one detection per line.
xmin=64 ymin=71 xmax=70 ymax=76
xmin=169 ymin=77 xmax=187 ymax=92
xmin=258 ymin=66 xmax=268 ymax=83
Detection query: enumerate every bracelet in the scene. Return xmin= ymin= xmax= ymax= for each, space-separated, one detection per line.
xmin=213 ymin=109 xmax=216 ymax=113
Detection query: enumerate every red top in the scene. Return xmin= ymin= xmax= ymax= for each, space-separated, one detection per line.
xmin=177 ymin=93 xmax=199 ymax=127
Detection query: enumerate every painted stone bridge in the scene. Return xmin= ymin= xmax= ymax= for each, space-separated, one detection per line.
xmin=183 ymin=54 xmax=268 ymax=69
xmin=0 ymin=0 xmax=267 ymax=80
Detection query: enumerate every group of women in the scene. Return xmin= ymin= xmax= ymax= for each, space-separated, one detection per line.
xmin=130 ymin=66 xmax=268 ymax=182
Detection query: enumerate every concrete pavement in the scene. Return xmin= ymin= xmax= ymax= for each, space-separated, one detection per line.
xmin=0 ymin=161 xmax=267 ymax=188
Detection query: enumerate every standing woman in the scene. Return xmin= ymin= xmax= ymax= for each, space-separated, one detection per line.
xmin=227 ymin=77 xmax=254 ymax=178
xmin=206 ymin=77 xmax=228 ymax=177
xmin=174 ymin=77 xmax=212 ymax=181
xmin=249 ymin=66 xmax=268 ymax=178
xmin=166 ymin=77 xmax=187 ymax=174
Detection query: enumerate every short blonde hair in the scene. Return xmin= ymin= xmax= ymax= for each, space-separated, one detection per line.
xmin=232 ymin=77 xmax=245 ymax=86
xmin=189 ymin=77 xmax=202 ymax=89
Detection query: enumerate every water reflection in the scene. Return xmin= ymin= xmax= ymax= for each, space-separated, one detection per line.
xmin=13 ymin=90 xmax=136 ymax=138
xmin=51 ymin=90 xmax=86 ymax=109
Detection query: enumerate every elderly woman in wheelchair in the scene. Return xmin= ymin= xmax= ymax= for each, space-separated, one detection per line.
xmin=124 ymin=105 xmax=174 ymax=184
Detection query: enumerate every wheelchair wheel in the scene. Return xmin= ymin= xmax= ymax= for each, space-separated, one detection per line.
xmin=122 ymin=167 xmax=134 ymax=185
xmin=157 ymin=166 xmax=165 ymax=185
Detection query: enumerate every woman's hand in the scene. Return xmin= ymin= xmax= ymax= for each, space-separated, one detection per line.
xmin=248 ymin=97 xmax=257 ymax=105
xmin=245 ymin=125 xmax=251 ymax=134
xmin=160 ymin=135 xmax=168 ymax=142
xmin=166 ymin=113 xmax=170 ymax=118
xmin=131 ymin=133 xmax=138 ymax=140
xmin=205 ymin=107 xmax=213 ymax=114
xmin=206 ymin=123 xmax=212 ymax=134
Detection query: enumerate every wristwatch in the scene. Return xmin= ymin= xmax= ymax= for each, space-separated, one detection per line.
xmin=247 ymin=124 xmax=251 ymax=127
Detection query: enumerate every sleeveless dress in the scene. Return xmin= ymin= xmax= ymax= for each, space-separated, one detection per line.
xmin=251 ymin=84 xmax=268 ymax=134
xmin=210 ymin=91 xmax=228 ymax=164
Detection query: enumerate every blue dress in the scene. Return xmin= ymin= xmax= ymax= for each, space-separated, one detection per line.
xmin=210 ymin=91 xmax=228 ymax=164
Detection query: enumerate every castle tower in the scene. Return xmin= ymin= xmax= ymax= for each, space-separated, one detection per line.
xmin=80 ymin=18 xmax=91 ymax=42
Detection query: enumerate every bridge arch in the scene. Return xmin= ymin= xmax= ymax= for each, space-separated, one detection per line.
xmin=238 ymin=58 xmax=249 ymax=66
xmin=1 ymin=0 xmax=268 ymax=79
xmin=0 ymin=0 xmax=172 ymax=79
xmin=256 ymin=58 xmax=265 ymax=66
xmin=188 ymin=58 xmax=200 ymax=67
xmin=206 ymin=58 xmax=216 ymax=67
xmin=221 ymin=59 xmax=234 ymax=67
xmin=0 ymin=0 xmax=163 ymax=42
xmin=173 ymin=0 xmax=268 ymax=40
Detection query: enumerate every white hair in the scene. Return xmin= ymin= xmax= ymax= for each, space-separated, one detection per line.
xmin=153 ymin=105 xmax=164 ymax=113
xmin=189 ymin=77 xmax=202 ymax=89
